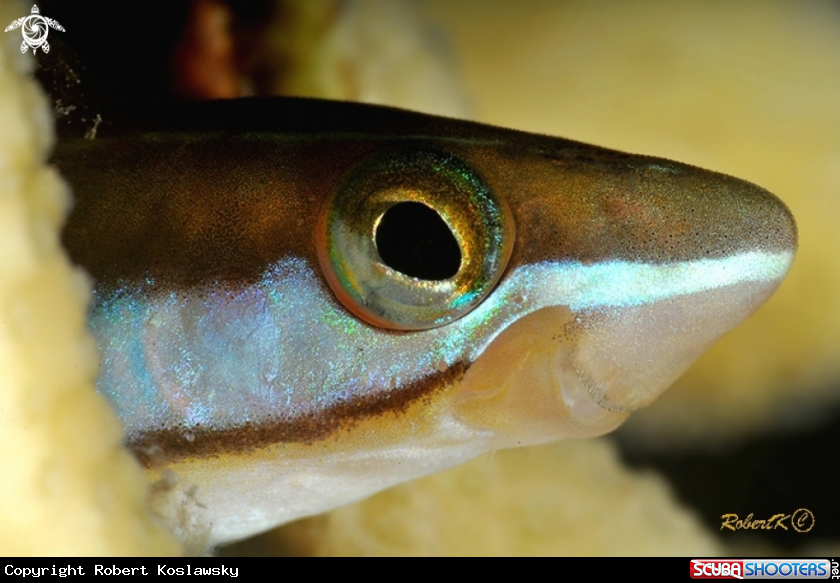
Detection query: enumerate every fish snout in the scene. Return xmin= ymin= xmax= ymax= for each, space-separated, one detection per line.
xmin=452 ymin=158 xmax=796 ymax=447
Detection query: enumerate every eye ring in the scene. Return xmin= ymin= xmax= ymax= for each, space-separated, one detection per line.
xmin=317 ymin=148 xmax=514 ymax=330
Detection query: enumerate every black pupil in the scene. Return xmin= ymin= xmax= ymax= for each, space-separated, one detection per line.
xmin=375 ymin=202 xmax=461 ymax=281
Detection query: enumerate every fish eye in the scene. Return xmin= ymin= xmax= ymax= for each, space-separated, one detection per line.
xmin=317 ymin=148 xmax=514 ymax=330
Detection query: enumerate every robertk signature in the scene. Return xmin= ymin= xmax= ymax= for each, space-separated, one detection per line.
xmin=720 ymin=508 xmax=814 ymax=533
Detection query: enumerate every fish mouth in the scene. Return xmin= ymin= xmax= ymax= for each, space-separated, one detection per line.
xmin=451 ymin=257 xmax=793 ymax=447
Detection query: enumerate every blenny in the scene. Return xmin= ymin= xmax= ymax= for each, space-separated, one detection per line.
xmin=54 ymin=97 xmax=796 ymax=545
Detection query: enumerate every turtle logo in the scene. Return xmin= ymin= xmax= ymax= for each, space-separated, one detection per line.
xmin=4 ymin=5 xmax=65 ymax=55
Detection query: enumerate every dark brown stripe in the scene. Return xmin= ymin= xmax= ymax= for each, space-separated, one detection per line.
xmin=57 ymin=99 xmax=797 ymax=296
xmin=130 ymin=360 xmax=469 ymax=467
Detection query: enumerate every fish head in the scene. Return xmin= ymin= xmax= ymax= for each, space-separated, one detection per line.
xmin=56 ymin=99 xmax=797 ymax=543
xmin=314 ymin=128 xmax=797 ymax=447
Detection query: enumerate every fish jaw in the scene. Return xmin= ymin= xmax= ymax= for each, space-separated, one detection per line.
xmin=452 ymin=257 xmax=793 ymax=446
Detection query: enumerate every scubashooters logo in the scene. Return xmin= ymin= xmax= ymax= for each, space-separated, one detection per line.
xmin=4 ymin=5 xmax=64 ymax=54
xmin=691 ymin=559 xmax=832 ymax=580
